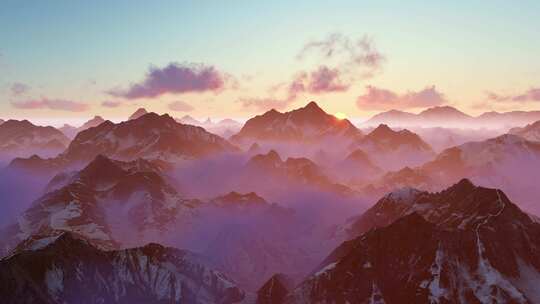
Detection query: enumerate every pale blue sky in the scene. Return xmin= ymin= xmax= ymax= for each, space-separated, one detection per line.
xmin=1 ymin=0 xmax=539 ymax=124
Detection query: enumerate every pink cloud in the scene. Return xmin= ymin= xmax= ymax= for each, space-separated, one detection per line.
xmin=487 ymin=88 xmax=540 ymax=103
xmin=356 ymin=85 xmax=447 ymax=110
xmin=109 ymin=62 xmax=228 ymax=99
xmin=239 ymin=97 xmax=294 ymax=112
xmin=305 ymin=66 xmax=349 ymax=93
xmin=11 ymin=98 xmax=89 ymax=112
xmin=168 ymin=100 xmax=194 ymax=112
xmin=241 ymin=33 xmax=384 ymax=112
xmin=241 ymin=66 xmax=349 ymax=112
xmin=101 ymin=100 xmax=122 ymax=108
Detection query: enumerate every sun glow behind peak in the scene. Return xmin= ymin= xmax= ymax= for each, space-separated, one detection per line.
xmin=334 ymin=112 xmax=348 ymax=120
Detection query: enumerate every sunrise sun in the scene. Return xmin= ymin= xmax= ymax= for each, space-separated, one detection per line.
xmin=334 ymin=112 xmax=348 ymax=120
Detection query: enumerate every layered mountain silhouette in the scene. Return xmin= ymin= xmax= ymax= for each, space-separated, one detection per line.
xmin=365 ymin=134 xmax=540 ymax=212
xmin=0 ymin=119 xmax=69 ymax=159
xmin=1 ymin=154 xmax=327 ymax=292
xmin=60 ymin=116 xmax=106 ymax=138
xmin=365 ymin=106 xmax=540 ymax=129
xmin=284 ymin=180 xmax=540 ymax=303
xmin=9 ymin=112 xmax=237 ymax=173
xmin=351 ymin=124 xmax=435 ymax=170
xmin=510 ymin=120 xmax=540 ymax=142
xmin=1 ymin=154 xmax=193 ymax=253
xmin=176 ymin=115 xmax=242 ymax=138
xmin=244 ymin=150 xmax=355 ymax=196
xmin=128 ymin=107 xmax=148 ymax=120
xmin=232 ymin=101 xmax=363 ymax=145
xmin=0 ymin=232 xmax=245 ymax=304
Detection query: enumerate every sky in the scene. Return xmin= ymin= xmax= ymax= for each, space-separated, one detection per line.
xmin=1 ymin=0 xmax=540 ymax=126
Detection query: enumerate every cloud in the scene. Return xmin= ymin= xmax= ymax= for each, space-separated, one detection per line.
xmin=487 ymin=88 xmax=540 ymax=103
xmin=168 ymin=100 xmax=194 ymax=112
xmin=11 ymin=98 xmax=89 ymax=112
xmin=356 ymin=85 xmax=447 ymax=110
xmin=10 ymin=82 xmax=29 ymax=96
xmin=101 ymin=100 xmax=122 ymax=108
xmin=297 ymin=32 xmax=385 ymax=75
xmin=240 ymin=66 xmax=349 ymax=111
xmin=109 ymin=62 xmax=228 ymax=99
xmin=303 ymin=66 xmax=349 ymax=93
xmin=239 ymin=97 xmax=294 ymax=112
xmin=241 ymin=33 xmax=384 ymax=112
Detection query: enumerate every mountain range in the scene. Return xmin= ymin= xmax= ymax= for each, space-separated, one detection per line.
xmin=9 ymin=112 xmax=237 ymax=174
xmin=232 ymin=101 xmax=363 ymax=145
xmin=2 ymin=101 xmax=540 ymax=303
xmin=364 ymin=106 xmax=540 ymax=129
xmin=509 ymin=120 xmax=540 ymax=142
xmin=0 ymin=119 xmax=69 ymax=160
xmin=352 ymin=124 xmax=435 ymax=170
xmin=60 ymin=116 xmax=106 ymax=139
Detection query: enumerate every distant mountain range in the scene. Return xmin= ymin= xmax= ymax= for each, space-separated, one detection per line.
xmin=244 ymin=150 xmax=356 ymax=196
xmin=509 ymin=120 xmax=540 ymax=142
xmin=60 ymin=116 xmax=106 ymax=138
xmin=367 ymin=134 xmax=540 ymax=213
xmin=351 ymin=124 xmax=435 ymax=170
xmin=9 ymin=112 xmax=237 ymax=173
xmin=364 ymin=106 xmax=540 ymax=129
xmin=0 ymin=119 xmax=69 ymax=160
xmin=176 ymin=113 xmax=243 ymax=138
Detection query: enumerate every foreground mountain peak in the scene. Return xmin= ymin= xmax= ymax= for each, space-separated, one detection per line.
xmin=0 ymin=231 xmax=245 ymax=303
xmin=286 ymin=180 xmax=540 ymax=303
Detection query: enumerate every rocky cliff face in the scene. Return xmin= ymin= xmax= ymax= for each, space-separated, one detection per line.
xmin=0 ymin=232 xmax=245 ymax=304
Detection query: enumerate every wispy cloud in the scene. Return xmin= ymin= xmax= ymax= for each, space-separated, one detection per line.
xmin=109 ymin=62 xmax=229 ymax=99
xmin=11 ymin=98 xmax=89 ymax=112
xmin=356 ymin=85 xmax=447 ymax=110
xmin=168 ymin=100 xmax=194 ymax=112
xmin=292 ymin=66 xmax=350 ymax=94
xmin=297 ymin=32 xmax=385 ymax=76
xmin=101 ymin=100 xmax=122 ymax=108
xmin=240 ymin=33 xmax=384 ymax=112
xmin=487 ymin=87 xmax=540 ymax=103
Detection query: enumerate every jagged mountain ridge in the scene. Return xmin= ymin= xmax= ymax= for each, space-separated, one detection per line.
xmin=285 ymin=180 xmax=540 ymax=303
xmin=364 ymin=106 xmax=540 ymax=129
xmin=8 ymin=112 xmax=238 ymax=173
xmin=232 ymin=101 xmax=363 ymax=144
xmin=0 ymin=119 xmax=69 ymax=159
xmin=510 ymin=120 xmax=540 ymax=142
xmin=351 ymin=124 xmax=435 ymax=170
xmin=0 ymin=232 xmax=245 ymax=304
